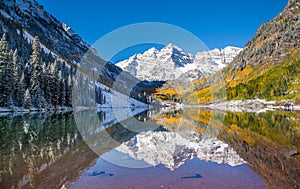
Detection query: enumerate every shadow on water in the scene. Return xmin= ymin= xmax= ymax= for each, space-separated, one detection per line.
xmin=181 ymin=173 xmax=202 ymax=179
xmin=0 ymin=108 xmax=299 ymax=189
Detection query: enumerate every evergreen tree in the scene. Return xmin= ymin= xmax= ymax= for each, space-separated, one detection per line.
xmin=50 ymin=60 xmax=59 ymax=108
xmin=59 ymin=70 xmax=66 ymax=107
xmin=23 ymin=89 xmax=32 ymax=109
xmin=16 ymin=73 xmax=25 ymax=107
xmin=29 ymin=36 xmax=46 ymax=109
xmin=0 ymin=34 xmax=5 ymax=106
xmin=0 ymin=35 xmax=14 ymax=107
xmin=66 ymin=75 xmax=72 ymax=107
xmin=43 ymin=63 xmax=52 ymax=108
xmin=72 ymin=76 xmax=79 ymax=109
xmin=13 ymin=49 xmax=22 ymax=106
xmin=35 ymin=87 xmax=47 ymax=110
xmin=30 ymin=36 xmax=43 ymax=92
xmin=12 ymin=49 xmax=19 ymax=79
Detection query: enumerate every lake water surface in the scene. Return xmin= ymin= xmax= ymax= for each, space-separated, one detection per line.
xmin=0 ymin=108 xmax=299 ymax=189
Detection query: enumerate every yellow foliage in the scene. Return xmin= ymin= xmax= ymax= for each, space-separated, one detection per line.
xmin=229 ymin=80 xmax=237 ymax=87
xmin=241 ymin=65 xmax=254 ymax=77
xmin=196 ymin=87 xmax=210 ymax=96
xmin=230 ymin=124 xmax=239 ymax=131
xmin=164 ymin=88 xmax=177 ymax=95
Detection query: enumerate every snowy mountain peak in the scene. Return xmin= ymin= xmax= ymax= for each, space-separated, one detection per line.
xmin=143 ymin=47 xmax=159 ymax=57
xmin=161 ymin=43 xmax=183 ymax=51
xmin=224 ymin=46 xmax=242 ymax=52
xmin=116 ymin=44 xmax=242 ymax=82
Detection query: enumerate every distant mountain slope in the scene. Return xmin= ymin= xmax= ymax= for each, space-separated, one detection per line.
xmin=116 ymin=44 xmax=241 ymax=82
xmin=229 ymin=0 xmax=300 ymax=71
xmin=182 ymin=0 xmax=300 ymax=104
xmin=0 ymin=0 xmax=89 ymax=64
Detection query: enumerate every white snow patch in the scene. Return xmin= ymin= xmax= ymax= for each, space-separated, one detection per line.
xmin=23 ymin=30 xmax=35 ymax=44
xmin=293 ymin=105 xmax=300 ymax=110
xmin=96 ymin=82 xmax=148 ymax=109
xmin=0 ymin=10 xmax=12 ymax=19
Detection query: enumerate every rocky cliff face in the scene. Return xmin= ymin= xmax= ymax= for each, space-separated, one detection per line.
xmin=0 ymin=0 xmax=89 ymax=63
xmin=230 ymin=0 xmax=300 ymax=71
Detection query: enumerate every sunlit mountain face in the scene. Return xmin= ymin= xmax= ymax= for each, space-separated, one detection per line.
xmin=116 ymin=44 xmax=242 ymax=82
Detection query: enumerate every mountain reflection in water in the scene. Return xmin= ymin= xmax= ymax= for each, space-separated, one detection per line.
xmin=0 ymin=108 xmax=299 ymax=189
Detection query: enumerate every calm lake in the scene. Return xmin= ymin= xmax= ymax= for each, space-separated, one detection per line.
xmin=0 ymin=108 xmax=299 ymax=189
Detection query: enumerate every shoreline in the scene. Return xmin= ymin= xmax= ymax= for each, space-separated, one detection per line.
xmin=182 ymin=99 xmax=300 ymax=113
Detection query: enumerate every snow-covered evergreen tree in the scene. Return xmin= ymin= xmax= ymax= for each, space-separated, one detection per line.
xmin=29 ymin=36 xmax=46 ymax=108
xmin=66 ymin=75 xmax=72 ymax=107
xmin=0 ymin=34 xmax=5 ymax=106
xmin=0 ymin=32 xmax=75 ymax=111
xmin=49 ymin=60 xmax=60 ymax=108
xmin=0 ymin=35 xmax=14 ymax=107
xmin=59 ymin=70 xmax=66 ymax=107
xmin=72 ymin=76 xmax=79 ymax=109
xmin=23 ymin=89 xmax=32 ymax=109
xmin=16 ymin=73 xmax=25 ymax=107
xmin=13 ymin=49 xmax=22 ymax=106
xmin=43 ymin=63 xmax=52 ymax=109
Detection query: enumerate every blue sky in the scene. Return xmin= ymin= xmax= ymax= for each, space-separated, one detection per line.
xmin=38 ymin=0 xmax=288 ymax=61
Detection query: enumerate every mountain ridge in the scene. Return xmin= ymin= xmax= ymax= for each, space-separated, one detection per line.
xmin=229 ymin=0 xmax=300 ymax=71
xmin=116 ymin=44 xmax=242 ymax=82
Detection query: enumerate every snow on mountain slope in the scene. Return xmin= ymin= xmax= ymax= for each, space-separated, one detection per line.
xmin=116 ymin=130 xmax=246 ymax=170
xmin=96 ymin=82 xmax=148 ymax=109
xmin=194 ymin=46 xmax=242 ymax=75
xmin=116 ymin=44 xmax=242 ymax=82
xmin=117 ymin=44 xmax=194 ymax=81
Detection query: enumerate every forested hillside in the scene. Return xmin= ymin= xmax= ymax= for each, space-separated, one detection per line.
xmin=0 ymin=34 xmax=73 ymax=111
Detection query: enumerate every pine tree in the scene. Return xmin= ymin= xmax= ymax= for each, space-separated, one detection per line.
xmin=72 ymin=76 xmax=79 ymax=109
xmin=29 ymin=36 xmax=46 ymax=109
xmin=59 ymin=70 xmax=66 ymax=107
xmin=30 ymin=36 xmax=43 ymax=92
xmin=35 ymin=87 xmax=46 ymax=110
xmin=50 ymin=60 xmax=59 ymax=108
xmin=7 ymin=94 xmax=14 ymax=110
xmin=43 ymin=63 xmax=52 ymax=108
xmin=13 ymin=49 xmax=22 ymax=106
xmin=0 ymin=35 xmax=14 ymax=107
xmin=23 ymin=89 xmax=32 ymax=109
xmin=16 ymin=73 xmax=25 ymax=107
xmin=0 ymin=34 xmax=5 ymax=106
xmin=66 ymin=75 xmax=72 ymax=107
xmin=12 ymin=49 xmax=19 ymax=79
